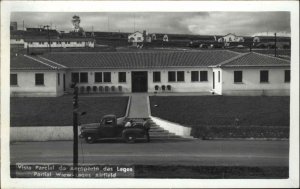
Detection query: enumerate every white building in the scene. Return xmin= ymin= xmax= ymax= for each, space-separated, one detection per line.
xmin=218 ymin=33 xmax=244 ymax=43
xmin=128 ymin=32 xmax=144 ymax=44
xmin=10 ymin=51 xmax=290 ymax=97
xmin=23 ymin=38 xmax=95 ymax=49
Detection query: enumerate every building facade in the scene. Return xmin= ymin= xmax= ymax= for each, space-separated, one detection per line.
xmin=10 ymin=51 xmax=290 ymax=97
xmin=24 ymin=38 xmax=95 ymax=48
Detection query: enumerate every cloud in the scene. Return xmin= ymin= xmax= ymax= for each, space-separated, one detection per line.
xmin=11 ymin=12 xmax=290 ymax=36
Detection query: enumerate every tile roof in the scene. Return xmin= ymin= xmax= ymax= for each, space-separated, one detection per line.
xmin=11 ymin=50 xmax=290 ymax=70
xmin=10 ymin=54 xmax=65 ymax=70
xmin=39 ymin=50 xmax=239 ymax=69
xmin=216 ymin=52 xmax=290 ymax=67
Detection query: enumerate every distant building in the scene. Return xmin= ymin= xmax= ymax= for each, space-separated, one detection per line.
xmin=253 ymin=36 xmax=291 ymax=49
xmin=128 ymin=31 xmax=144 ymax=45
xmin=218 ymin=33 xmax=245 ymax=43
xmin=24 ymin=38 xmax=95 ymax=48
xmin=10 ymin=22 xmax=18 ymax=31
xmin=163 ymin=34 xmax=169 ymax=42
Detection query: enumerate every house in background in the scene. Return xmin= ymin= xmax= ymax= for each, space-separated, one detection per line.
xmin=128 ymin=31 xmax=144 ymax=46
xmin=218 ymin=33 xmax=245 ymax=43
xmin=10 ymin=50 xmax=290 ymax=97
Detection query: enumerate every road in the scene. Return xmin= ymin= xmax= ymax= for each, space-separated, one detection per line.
xmin=10 ymin=139 xmax=289 ymax=167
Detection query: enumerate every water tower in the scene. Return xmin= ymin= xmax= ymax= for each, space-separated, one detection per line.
xmin=72 ymin=15 xmax=82 ymax=32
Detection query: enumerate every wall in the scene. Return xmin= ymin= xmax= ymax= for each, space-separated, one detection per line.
xmin=147 ymin=68 xmax=213 ymax=93
xmin=64 ymin=68 xmax=215 ymax=93
xmin=65 ymin=69 xmax=132 ymax=93
xmin=10 ymin=70 xmax=61 ymax=97
xmin=221 ymin=67 xmax=290 ymax=96
xmin=24 ymin=41 xmax=94 ymax=48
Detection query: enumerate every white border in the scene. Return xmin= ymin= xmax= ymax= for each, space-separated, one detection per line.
xmin=1 ymin=1 xmax=299 ymax=188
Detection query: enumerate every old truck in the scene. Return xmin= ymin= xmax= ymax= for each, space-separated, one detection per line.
xmin=79 ymin=115 xmax=150 ymax=143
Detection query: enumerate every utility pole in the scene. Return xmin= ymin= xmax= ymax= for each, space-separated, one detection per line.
xmin=274 ymin=33 xmax=277 ymax=57
xmin=44 ymin=25 xmax=52 ymax=52
xmin=72 ymin=83 xmax=79 ymax=178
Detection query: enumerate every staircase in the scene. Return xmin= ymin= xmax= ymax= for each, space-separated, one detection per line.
xmin=131 ymin=118 xmax=182 ymax=139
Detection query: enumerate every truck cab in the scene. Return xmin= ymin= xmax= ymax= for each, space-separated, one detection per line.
xmin=79 ymin=115 xmax=150 ymax=143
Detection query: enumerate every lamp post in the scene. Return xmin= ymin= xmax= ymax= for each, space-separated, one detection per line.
xmin=71 ymin=83 xmax=79 ymax=178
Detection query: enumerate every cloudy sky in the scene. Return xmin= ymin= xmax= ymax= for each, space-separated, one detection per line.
xmin=11 ymin=12 xmax=290 ymax=36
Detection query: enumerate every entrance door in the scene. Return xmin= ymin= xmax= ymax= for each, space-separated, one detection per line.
xmin=213 ymin=72 xmax=215 ymax=89
xmin=131 ymin=71 xmax=148 ymax=92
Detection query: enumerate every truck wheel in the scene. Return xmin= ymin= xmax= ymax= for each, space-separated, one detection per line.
xmin=125 ymin=134 xmax=136 ymax=143
xmin=85 ymin=135 xmax=96 ymax=144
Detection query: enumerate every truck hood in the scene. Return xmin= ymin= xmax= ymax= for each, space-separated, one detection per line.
xmin=81 ymin=123 xmax=99 ymax=130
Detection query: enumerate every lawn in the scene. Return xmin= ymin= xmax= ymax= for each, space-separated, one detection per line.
xmin=150 ymin=96 xmax=290 ymax=138
xmin=150 ymin=96 xmax=289 ymax=126
xmin=10 ymin=96 xmax=128 ymax=126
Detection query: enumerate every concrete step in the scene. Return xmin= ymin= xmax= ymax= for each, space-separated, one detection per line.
xmin=150 ymin=135 xmax=182 ymax=139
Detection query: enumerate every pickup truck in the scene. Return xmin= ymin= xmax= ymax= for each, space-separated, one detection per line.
xmin=79 ymin=115 xmax=150 ymax=143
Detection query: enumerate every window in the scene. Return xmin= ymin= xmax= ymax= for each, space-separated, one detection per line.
xmin=77 ymin=41 xmax=82 ymax=44
xmin=177 ymin=71 xmax=185 ymax=82
xmin=71 ymin=72 xmax=79 ymax=83
xmin=94 ymin=72 xmax=102 ymax=82
xmin=285 ymin=70 xmax=290 ymax=83
xmin=10 ymin=74 xmax=18 ymax=85
xmin=57 ymin=73 xmax=60 ymax=85
xmin=200 ymin=71 xmax=208 ymax=82
xmin=118 ymin=72 xmax=126 ymax=83
xmin=191 ymin=71 xmax=199 ymax=82
xmin=80 ymin=72 xmax=88 ymax=83
xmin=234 ymin=71 xmax=243 ymax=83
xmin=39 ymin=42 xmax=43 ymax=45
xmin=260 ymin=70 xmax=269 ymax=83
xmin=137 ymin=37 xmax=141 ymax=40
xmin=168 ymin=71 xmax=176 ymax=82
xmin=153 ymin=72 xmax=161 ymax=82
xmin=103 ymin=72 xmax=111 ymax=82
xmin=35 ymin=73 xmax=44 ymax=85
xmin=218 ymin=71 xmax=220 ymax=83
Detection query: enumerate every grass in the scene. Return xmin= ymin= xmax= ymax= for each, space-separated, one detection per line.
xmin=10 ymin=96 xmax=128 ymax=126
xmin=150 ymin=96 xmax=289 ymax=126
xmin=150 ymin=96 xmax=290 ymax=138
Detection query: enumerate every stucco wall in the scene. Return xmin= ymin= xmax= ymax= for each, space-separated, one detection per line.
xmin=147 ymin=68 xmax=213 ymax=93
xmin=221 ymin=67 xmax=290 ymax=96
xmin=10 ymin=70 xmax=61 ymax=97
xmin=65 ymin=69 xmax=132 ymax=93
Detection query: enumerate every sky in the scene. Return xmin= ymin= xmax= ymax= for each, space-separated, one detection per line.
xmin=11 ymin=12 xmax=291 ymax=36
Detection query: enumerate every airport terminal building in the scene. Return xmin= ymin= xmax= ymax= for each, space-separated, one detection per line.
xmin=10 ymin=50 xmax=290 ymax=97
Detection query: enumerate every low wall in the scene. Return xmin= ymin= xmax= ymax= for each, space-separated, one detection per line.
xmin=150 ymin=116 xmax=193 ymax=138
xmin=10 ymin=126 xmax=82 ymax=142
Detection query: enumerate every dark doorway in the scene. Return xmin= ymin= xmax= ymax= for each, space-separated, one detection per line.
xmin=132 ymin=71 xmax=148 ymax=92
xmin=213 ymin=72 xmax=215 ymax=89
